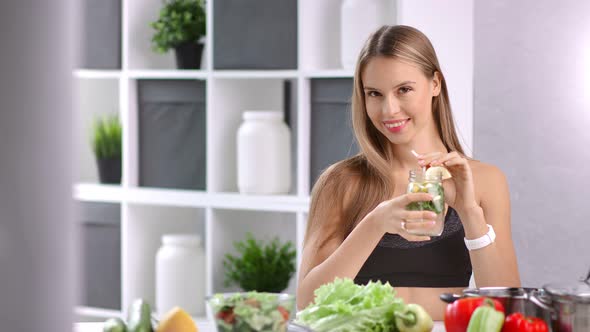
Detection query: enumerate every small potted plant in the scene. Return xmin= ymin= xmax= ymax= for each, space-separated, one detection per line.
xmin=150 ymin=0 xmax=206 ymax=69
xmin=91 ymin=114 xmax=122 ymax=184
xmin=223 ymin=233 xmax=296 ymax=293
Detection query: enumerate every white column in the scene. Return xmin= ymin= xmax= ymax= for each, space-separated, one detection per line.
xmin=0 ymin=1 xmax=77 ymax=331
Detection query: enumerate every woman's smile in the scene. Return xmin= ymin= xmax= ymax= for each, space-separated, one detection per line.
xmin=384 ymin=118 xmax=411 ymax=133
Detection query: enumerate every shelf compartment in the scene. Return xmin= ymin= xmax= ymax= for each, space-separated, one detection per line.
xmin=75 ymin=78 xmax=120 ymax=184
xmin=213 ymin=0 xmax=297 ymax=69
xmin=298 ymin=0 xmax=396 ymax=71
xmin=209 ymin=78 xmax=298 ymax=194
xmin=126 ymin=0 xmax=208 ymax=70
xmin=80 ymin=0 xmax=121 ymax=69
xmin=77 ymin=202 xmax=121 ymax=310
xmin=309 ymin=78 xmax=358 ymax=189
xmin=126 ymin=0 xmax=175 ymax=70
xmin=122 ymin=204 xmax=206 ymax=311
xmin=137 ymin=79 xmax=207 ymax=190
xmin=210 ymin=209 xmax=298 ymax=295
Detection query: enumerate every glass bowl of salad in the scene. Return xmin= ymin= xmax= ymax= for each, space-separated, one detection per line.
xmin=206 ymin=292 xmax=296 ymax=332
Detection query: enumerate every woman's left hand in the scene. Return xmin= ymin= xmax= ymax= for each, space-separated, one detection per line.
xmin=416 ymin=151 xmax=478 ymax=215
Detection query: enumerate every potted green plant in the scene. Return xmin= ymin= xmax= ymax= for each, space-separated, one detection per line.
xmin=150 ymin=0 xmax=206 ymax=69
xmin=223 ymin=233 xmax=296 ymax=293
xmin=91 ymin=114 xmax=122 ymax=184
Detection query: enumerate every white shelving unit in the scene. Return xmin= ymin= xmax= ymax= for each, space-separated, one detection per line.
xmin=74 ymin=0 xmax=474 ymax=319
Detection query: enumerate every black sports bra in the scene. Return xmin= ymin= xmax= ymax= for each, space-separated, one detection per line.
xmin=354 ymin=207 xmax=472 ymax=287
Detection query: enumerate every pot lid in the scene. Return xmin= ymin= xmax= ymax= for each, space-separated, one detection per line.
xmin=463 ymin=287 xmax=528 ymax=298
xmin=543 ymin=280 xmax=590 ymax=303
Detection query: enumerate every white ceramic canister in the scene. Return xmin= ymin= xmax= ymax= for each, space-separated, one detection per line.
xmin=340 ymin=0 xmax=381 ymax=69
xmin=155 ymin=234 xmax=205 ymax=317
xmin=237 ymin=110 xmax=291 ymax=194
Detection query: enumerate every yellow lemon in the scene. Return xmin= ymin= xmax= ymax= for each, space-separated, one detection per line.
xmin=409 ymin=183 xmax=421 ymax=193
xmin=425 ymin=166 xmax=452 ymax=180
xmin=156 ymin=307 xmax=198 ymax=332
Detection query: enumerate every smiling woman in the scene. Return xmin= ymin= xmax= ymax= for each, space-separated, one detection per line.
xmin=296 ymin=25 xmax=521 ymax=320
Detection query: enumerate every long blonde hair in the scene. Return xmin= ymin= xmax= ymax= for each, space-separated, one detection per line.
xmin=305 ymin=25 xmax=465 ymax=247
xmin=353 ymin=25 xmax=465 ymax=185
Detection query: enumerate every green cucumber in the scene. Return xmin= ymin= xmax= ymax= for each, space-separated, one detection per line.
xmin=103 ymin=317 xmax=127 ymax=332
xmin=127 ymin=299 xmax=153 ymax=332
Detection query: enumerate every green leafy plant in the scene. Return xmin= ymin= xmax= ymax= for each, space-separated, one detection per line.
xmin=91 ymin=114 xmax=122 ymax=160
xmin=223 ymin=233 xmax=296 ymax=293
xmin=150 ymin=0 xmax=206 ymax=53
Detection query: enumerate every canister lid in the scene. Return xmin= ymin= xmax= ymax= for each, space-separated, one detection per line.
xmin=243 ymin=110 xmax=283 ymax=121
xmin=543 ymin=281 xmax=590 ymax=303
xmin=162 ymin=234 xmax=201 ymax=247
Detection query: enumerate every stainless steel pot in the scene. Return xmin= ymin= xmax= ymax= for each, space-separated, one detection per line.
xmin=530 ymin=276 xmax=590 ymax=332
xmin=440 ymin=287 xmax=552 ymax=327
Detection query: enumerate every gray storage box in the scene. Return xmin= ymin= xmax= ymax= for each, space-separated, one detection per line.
xmin=78 ymin=202 xmax=121 ymax=310
xmin=213 ymin=0 xmax=297 ymax=69
xmin=310 ymin=79 xmax=359 ymax=190
xmin=80 ymin=0 xmax=121 ymax=69
xmin=283 ymin=80 xmax=298 ymax=195
xmin=138 ymin=80 xmax=207 ymax=190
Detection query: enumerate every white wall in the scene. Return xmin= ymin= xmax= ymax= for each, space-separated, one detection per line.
xmin=398 ymin=0 xmax=474 ymax=155
xmin=474 ymin=0 xmax=590 ymax=286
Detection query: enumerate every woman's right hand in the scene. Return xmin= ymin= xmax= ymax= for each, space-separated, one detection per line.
xmin=370 ymin=193 xmax=438 ymax=241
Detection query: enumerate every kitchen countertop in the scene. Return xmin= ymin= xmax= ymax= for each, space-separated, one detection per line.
xmin=74 ymin=321 xmax=446 ymax=331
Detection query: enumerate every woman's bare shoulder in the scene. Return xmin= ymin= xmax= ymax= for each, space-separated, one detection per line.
xmin=468 ymin=159 xmax=509 ymax=203
xmin=469 ymin=160 xmax=506 ymax=180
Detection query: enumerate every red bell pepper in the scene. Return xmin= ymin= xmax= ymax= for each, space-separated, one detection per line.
xmin=502 ymin=312 xmax=549 ymax=332
xmin=216 ymin=307 xmax=236 ymax=324
xmin=444 ymin=297 xmax=505 ymax=332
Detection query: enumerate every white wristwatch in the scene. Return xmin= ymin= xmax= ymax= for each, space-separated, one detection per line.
xmin=464 ymin=224 xmax=496 ymax=251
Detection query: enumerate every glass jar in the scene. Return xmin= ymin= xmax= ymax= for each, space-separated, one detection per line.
xmin=155 ymin=234 xmax=205 ymax=317
xmin=405 ymin=168 xmax=445 ymax=236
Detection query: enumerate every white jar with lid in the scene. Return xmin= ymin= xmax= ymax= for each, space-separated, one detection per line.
xmin=155 ymin=234 xmax=205 ymax=317
xmin=237 ymin=110 xmax=291 ymax=194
